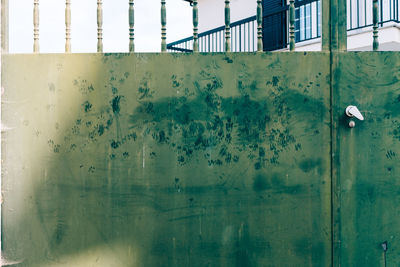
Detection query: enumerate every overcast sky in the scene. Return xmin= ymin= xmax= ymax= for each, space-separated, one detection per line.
xmin=9 ymin=0 xmax=193 ymax=53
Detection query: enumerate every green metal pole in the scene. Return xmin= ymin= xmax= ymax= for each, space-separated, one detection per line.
xmin=329 ymin=0 xmax=347 ymax=264
xmin=372 ymin=0 xmax=379 ymax=51
xmin=129 ymin=0 xmax=134 ymax=52
xmin=257 ymin=0 xmax=263 ymax=52
xmin=321 ymin=0 xmax=330 ymax=51
xmin=322 ymin=0 xmax=347 ymax=51
xmin=289 ymin=0 xmax=295 ymax=51
xmin=193 ymin=0 xmax=198 ymax=52
xmin=65 ymin=0 xmax=71 ymax=53
xmin=161 ymin=0 xmax=167 ymax=52
xmin=97 ymin=0 xmax=103 ymax=53
xmin=33 ymin=0 xmax=39 ymax=53
xmin=224 ymin=0 xmax=230 ymax=52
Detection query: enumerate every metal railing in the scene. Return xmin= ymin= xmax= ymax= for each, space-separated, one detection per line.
xmin=167 ymin=0 xmax=322 ymax=52
xmin=3 ymin=0 xmax=264 ymax=53
xmin=167 ymin=16 xmax=257 ymax=53
xmin=2 ymin=0 xmax=398 ymax=53
xmin=167 ymin=0 xmax=399 ymax=52
xmin=295 ymin=0 xmax=321 ymax=42
xmin=348 ymin=0 xmax=400 ymax=30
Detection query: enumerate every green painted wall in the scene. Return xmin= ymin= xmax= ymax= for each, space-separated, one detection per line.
xmin=3 ymin=52 xmax=400 ymax=267
xmin=2 ymin=53 xmax=332 ymax=266
xmin=334 ymin=52 xmax=400 ymax=266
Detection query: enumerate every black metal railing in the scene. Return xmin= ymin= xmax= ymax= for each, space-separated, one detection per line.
xmin=167 ymin=0 xmax=399 ymax=52
xmin=167 ymin=16 xmax=258 ymax=53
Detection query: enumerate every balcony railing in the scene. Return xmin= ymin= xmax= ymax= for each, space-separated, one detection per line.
xmin=167 ymin=0 xmax=400 ymax=52
xmin=167 ymin=16 xmax=257 ymax=53
xmin=2 ymin=0 xmax=397 ymax=53
xmin=348 ymin=0 xmax=399 ymax=30
xmin=295 ymin=0 xmax=321 ymax=43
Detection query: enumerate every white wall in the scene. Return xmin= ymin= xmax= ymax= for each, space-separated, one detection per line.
xmin=348 ymin=24 xmax=400 ymax=51
xmin=198 ymin=0 xmax=256 ymax=32
xmin=289 ymin=24 xmax=400 ymax=51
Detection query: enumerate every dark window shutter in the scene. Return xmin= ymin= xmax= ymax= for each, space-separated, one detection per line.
xmin=262 ymin=0 xmax=287 ymax=51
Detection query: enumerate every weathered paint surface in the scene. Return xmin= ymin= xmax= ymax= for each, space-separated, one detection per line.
xmin=2 ymin=53 xmax=331 ymax=266
xmin=334 ymin=52 xmax=400 ymax=266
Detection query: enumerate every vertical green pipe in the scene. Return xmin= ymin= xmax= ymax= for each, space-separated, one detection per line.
xmin=321 ymin=0 xmax=330 ymax=50
xmin=322 ymin=0 xmax=347 ymax=51
xmin=373 ymin=0 xmax=379 ymax=51
xmin=338 ymin=0 xmax=347 ymax=51
xmin=129 ymin=0 xmax=135 ymax=52
xmin=329 ymin=0 xmax=348 ymax=264
xmin=332 ymin=0 xmax=347 ymax=51
xmin=33 ymin=0 xmax=39 ymax=53
xmin=193 ymin=0 xmax=199 ymax=52
xmin=161 ymin=0 xmax=167 ymax=52
xmin=224 ymin=0 xmax=230 ymax=52
xmin=65 ymin=0 xmax=71 ymax=53
xmin=97 ymin=0 xmax=103 ymax=53
xmin=257 ymin=0 xmax=263 ymax=52
xmin=289 ymin=0 xmax=295 ymax=51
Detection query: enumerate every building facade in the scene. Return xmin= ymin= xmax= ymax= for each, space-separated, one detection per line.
xmin=169 ymin=0 xmax=400 ymax=51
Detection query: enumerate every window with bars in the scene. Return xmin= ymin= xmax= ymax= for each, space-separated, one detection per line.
xmin=295 ymin=0 xmax=321 ymax=42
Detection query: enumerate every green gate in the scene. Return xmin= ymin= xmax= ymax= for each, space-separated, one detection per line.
xmin=1 ymin=2 xmax=400 ymax=267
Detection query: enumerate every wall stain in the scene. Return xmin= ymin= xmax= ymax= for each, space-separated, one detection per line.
xmin=102 ymin=53 xmax=127 ymax=63
xmin=48 ymin=139 xmax=61 ymax=153
xmin=110 ymin=96 xmax=122 ymax=115
xmin=48 ymin=83 xmax=55 ymax=92
xmin=52 ymin=217 xmax=67 ymax=246
xmin=252 ymin=173 xmax=304 ymax=194
xmin=391 ymin=120 xmax=400 ymax=142
xmin=386 ymin=150 xmax=396 ymax=159
xmin=124 ymin=66 xmax=326 ymax=167
xmin=60 ymin=63 xmax=324 ymax=168
xmin=74 ymin=78 xmax=95 ymax=95
xmin=138 ymin=72 xmax=154 ymax=100
xmin=82 ymin=101 xmax=92 ymax=113
xmin=56 ymin=78 xmax=138 ymax=155
xmin=88 ymin=166 xmax=95 ymax=173
xmin=223 ymin=56 xmax=233 ymax=63
xmin=299 ymin=158 xmax=323 ymax=174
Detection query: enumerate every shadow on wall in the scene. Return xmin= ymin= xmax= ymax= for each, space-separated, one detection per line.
xmin=2 ymin=53 xmax=331 ymax=266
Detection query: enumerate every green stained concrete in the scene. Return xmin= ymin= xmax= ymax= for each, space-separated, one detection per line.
xmin=334 ymin=52 xmax=400 ymax=266
xmin=2 ymin=51 xmax=400 ymax=267
xmin=2 ymin=53 xmax=331 ymax=266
